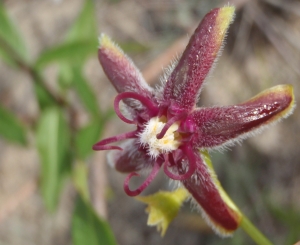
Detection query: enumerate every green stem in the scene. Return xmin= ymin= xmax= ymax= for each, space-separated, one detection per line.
xmin=240 ymin=214 xmax=273 ymax=245
xmin=0 ymin=37 xmax=60 ymax=105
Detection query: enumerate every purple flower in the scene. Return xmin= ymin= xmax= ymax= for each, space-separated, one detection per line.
xmin=93 ymin=6 xmax=295 ymax=235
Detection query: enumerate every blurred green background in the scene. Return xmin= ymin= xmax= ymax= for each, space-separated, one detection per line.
xmin=0 ymin=0 xmax=299 ymax=244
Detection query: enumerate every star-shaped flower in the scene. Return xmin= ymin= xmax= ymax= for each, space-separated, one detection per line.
xmin=93 ymin=6 xmax=295 ymax=236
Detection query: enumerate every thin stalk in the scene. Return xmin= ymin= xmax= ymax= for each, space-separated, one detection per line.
xmin=240 ymin=214 xmax=273 ymax=245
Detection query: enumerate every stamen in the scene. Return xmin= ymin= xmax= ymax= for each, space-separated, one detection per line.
xmin=114 ymin=92 xmax=159 ymax=124
xmin=156 ymin=112 xmax=187 ymax=139
xmin=93 ymin=130 xmax=137 ymax=151
xmin=123 ymin=161 xmax=161 ymax=196
xmin=163 ymin=151 xmax=196 ymax=180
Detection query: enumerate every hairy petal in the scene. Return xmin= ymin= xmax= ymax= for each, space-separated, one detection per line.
xmin=180 ymin=151 xmax=241 ymax=235
xmin=189 ymin=85 xmax=295 ymax=149
xmin=98 ymin=34 xmax=153 ymax=111
xmin=162 ymin=6 xmax=235 ymax=112
xmin=107 ymin=139 xmax=154 ymax=173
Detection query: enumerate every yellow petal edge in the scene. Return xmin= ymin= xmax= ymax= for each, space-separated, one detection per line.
xmin=135 ymin=188 xmax=190 ymax=236
xmin=98 ymin=33 xmax=125 ymax=59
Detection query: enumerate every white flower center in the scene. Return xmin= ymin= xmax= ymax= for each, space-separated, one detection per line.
xmin=139 ymin=116 xmax=181 ymax=158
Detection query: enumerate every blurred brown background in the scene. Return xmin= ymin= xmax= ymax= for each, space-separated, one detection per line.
xmin=0 ymin=0 xmax=300 ymax=244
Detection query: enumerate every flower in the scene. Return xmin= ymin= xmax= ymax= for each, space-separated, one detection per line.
xmin=93 ymin=6 xmax=295 ymax=236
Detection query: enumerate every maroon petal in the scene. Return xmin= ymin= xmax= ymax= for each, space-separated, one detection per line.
xmin=162 ymin=7 xmax=235 ymax=112
xmin=180 ymin=150 xmax=241 ymax=235
xmin=98 ymin=34 xmax=153 ymax=111
xmin=188 ymin=85 xmax=295 ymax=149
xmin=107 ymin=139 xmax=154 ymax=173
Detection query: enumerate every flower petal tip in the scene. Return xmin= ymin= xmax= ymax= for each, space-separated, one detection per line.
xmin=98 ymin=33 xmax=123 ymax=57
xmin=277 ymin=84 xmax=296 ymax=118
xmin=200 ymin=212 xmax=239 ymax=237
xmin=203 ymin=196 xmax=242 ymax=237
xmin=98 ymin=33 xmax=110 ymax=48
xmin=98 ymin=33 xmax=152 ymax=97
xmin=250 ymin=84 xmax=296 ymax=121
xmin=219 ymin=5 xmax=236 ymax=20
xmin=215 ymin=6 xmax=235 ymax=45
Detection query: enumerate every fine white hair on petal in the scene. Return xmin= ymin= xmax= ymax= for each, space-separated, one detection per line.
xmin=182 ymin=156 xmax=234 ymax=237
xmin=207 ymin=102 xmax=296 ymax=153
xmin=189 ymin=197 xmax=234 ymax=237
xmin=192 ymin=29 xmax=232 ymax=107
xmin=154 ymin=56 xmax=179 ymax=103
xmin=122 ymin=85 xmax=154 ymax=111
xmin=99 ymin=33 xmax=154 ymax=112
xmin=160 ymin=55 xmax=180 ymax=85
xmin=99 ymin=34 xmax=151 ymax=91
xmin=119 ymin=100 xmax=135 ymax=120
xmin=107 ymin=139 xmax=153 ymax=173
xmin=168 ymin=179 xmax=182 ymax=190
xmin=106 ymin=140 xmax=133 ymax=169
xmin=195 ymin=8 xmax=235 ymax=106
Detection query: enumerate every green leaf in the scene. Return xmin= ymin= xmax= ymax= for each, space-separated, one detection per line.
xmin=58 ymin=62 xmax=74 ymax=90
xmin=66 ymin=0 xmax=97 ymax=42
xmin=56 ymin=0 xmax=98 ymax=90
xmin=0 ymin=105 xmax=27 ymax=145
xmin=72 ymin=195 xmax=117 ymax=245
xmin=75 ymin=120 xmax=103 ymax=160
xmin=0 ymin=2 xmax=28 ymax=63
xmin=73 ymin=161 xmax=90 ymax=201
xmin=75 ymin=109 xmax=114 ymax=160
xmin=35 ymin=40 xmax=97 ymax=69
xmin=34 ymin=80 xmax=57 ymax=110
xmin=37 ymin=107 xmax=71 ymax=211
xmin=72 ymin=68 xmax=100 ymax=117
